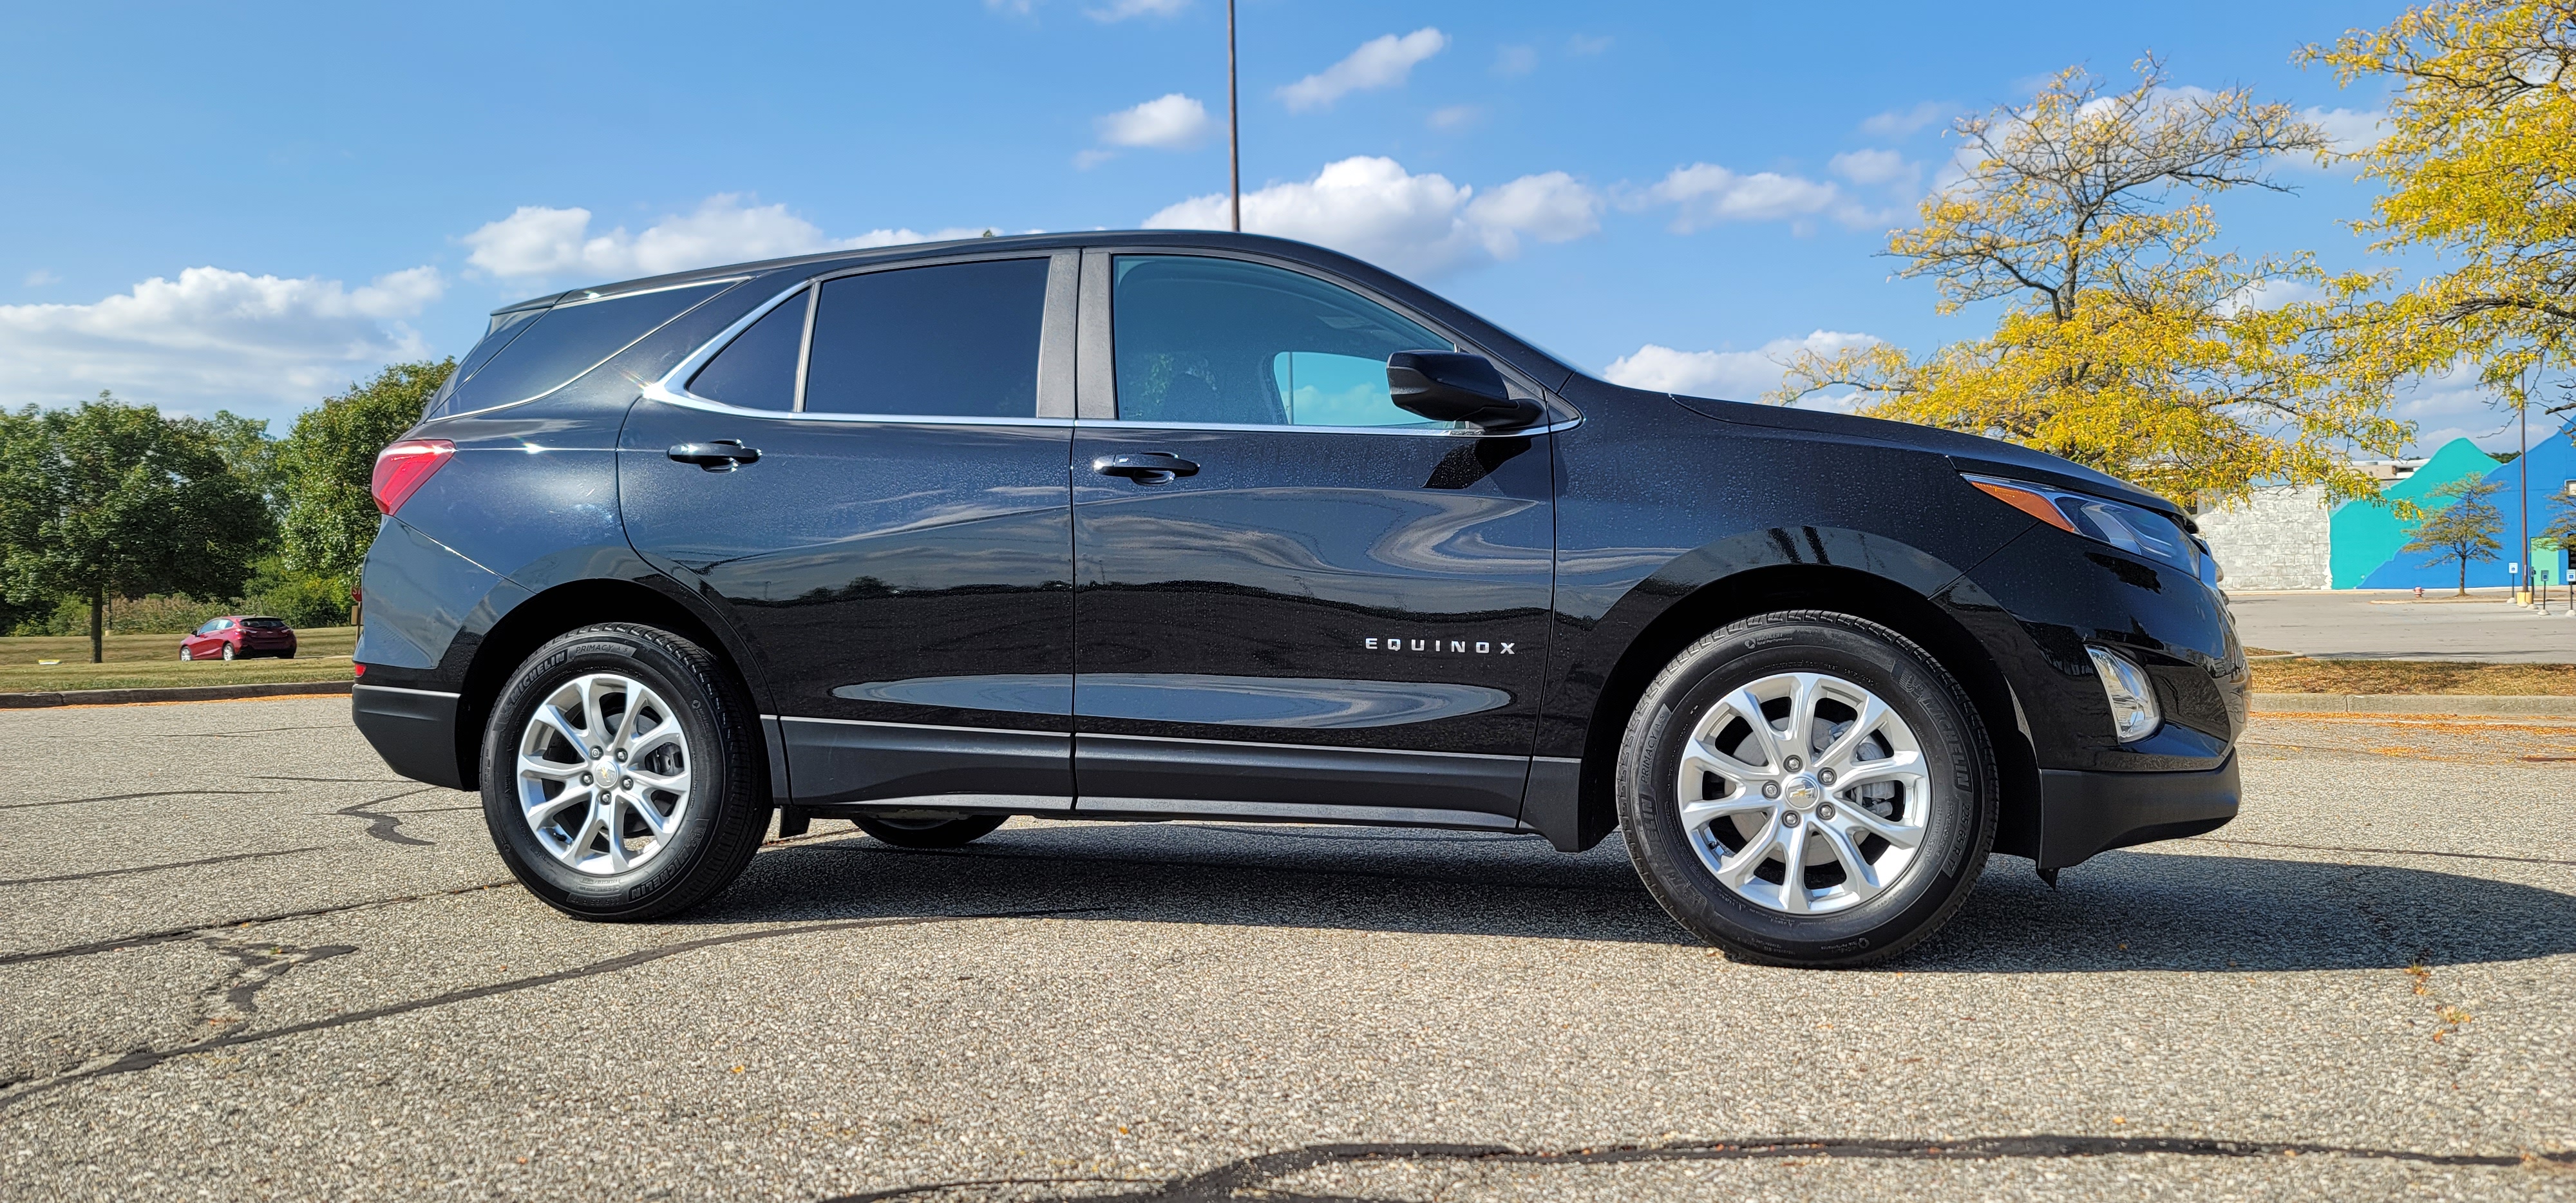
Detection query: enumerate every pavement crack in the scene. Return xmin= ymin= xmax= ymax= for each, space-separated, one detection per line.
xmin=0 ymin=833 xmax=852 ymax=969
xmin=824 ymin=1135 xmax=2575 ymax=1202
xmin=199 ymin=938 xmax=359 ymax=1025
xmin=0 ymin=880 xmax=516 ymax=968
xmin=0 ymin=846 xmax=324 ymax=889
xmin=332 ymin=786 xmax=442 ymax=846
xmin=0 ymin=789 xmax=283 ymax=813
xmin=0 ymin=907 xmax=1103 ymax=1112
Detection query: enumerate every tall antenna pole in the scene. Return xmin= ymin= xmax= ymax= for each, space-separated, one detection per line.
xmin=2521 ymin=388 xmax=2532 ymax=603
xmin=1227 ymin=0 xmax=1240 ymax=232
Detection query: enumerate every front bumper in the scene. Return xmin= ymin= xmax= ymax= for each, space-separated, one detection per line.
xmin=353 ymin=683 xmax=468 ymax=790
xmin=2034 ymin=753 xmax=2239 ymax=869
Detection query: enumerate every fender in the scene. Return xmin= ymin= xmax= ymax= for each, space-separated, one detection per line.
xmin=1538 ymin=525 xmax=1984 ymax=760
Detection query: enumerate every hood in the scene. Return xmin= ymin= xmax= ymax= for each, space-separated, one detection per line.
xmin=1658 ymin=390 xmax=2183 ymax=520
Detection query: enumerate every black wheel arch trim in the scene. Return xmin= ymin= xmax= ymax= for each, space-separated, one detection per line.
xmin=1551 ymin=527 xmax=2044 ymax=863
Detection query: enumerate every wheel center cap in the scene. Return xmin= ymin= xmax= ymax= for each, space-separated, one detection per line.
xmin=1783 ymin=773 xmax=1824 ymax=811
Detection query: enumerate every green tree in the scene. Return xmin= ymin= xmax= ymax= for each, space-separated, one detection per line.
xmin=0 ymin=393 xmax=274 ymax=661
xmin=277 ymin=360 xmax=451 ymax=592
xmin=204 ymin=410 xmax=285 ymax=516
xmin=2403 ymin=476 xmax=2507 ymax=594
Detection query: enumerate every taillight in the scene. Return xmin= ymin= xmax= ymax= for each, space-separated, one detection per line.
xmin=372 ymin=440 xmax=455 ymax=515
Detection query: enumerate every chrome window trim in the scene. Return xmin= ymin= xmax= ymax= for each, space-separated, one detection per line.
xmin=643 ymin=251 xmax=1076 ymax=426
xmin=1069 ymin=415 xmax=1582 ymax=438
xmin=433 ymin=275 xmax=752 ymax=422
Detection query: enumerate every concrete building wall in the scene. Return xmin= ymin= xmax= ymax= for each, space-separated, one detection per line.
xmin=2198 ymin=484 xmax=2334 ymax=590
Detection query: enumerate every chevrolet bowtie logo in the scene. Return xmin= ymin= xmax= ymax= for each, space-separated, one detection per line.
xmin=1364 ymin=638 xmax=1516 ymax=654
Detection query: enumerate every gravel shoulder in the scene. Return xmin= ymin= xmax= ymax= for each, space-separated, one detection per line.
xmin=1 ymin=699 xmax=2569 ymax=1201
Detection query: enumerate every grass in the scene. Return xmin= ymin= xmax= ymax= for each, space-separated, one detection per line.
xmin=2250 ymin=658 xmax=2576 ymax=696
xmin=0 ymin=627 xmax=355 ymax=694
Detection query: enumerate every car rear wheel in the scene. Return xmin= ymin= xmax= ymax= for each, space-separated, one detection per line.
xmin=480 ymin=623 xmax=768 ymax=922
xmin=1617 ymin=610 xmax=1996 ymax=967
xmin=219 ymin=643 xmax=234 ymax=661
xmin=853 ymin=813 xmax=1009 ymax=848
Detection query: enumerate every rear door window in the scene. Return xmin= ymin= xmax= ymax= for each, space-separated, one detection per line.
xmin=802 ymin=259 xmax=1050 ymax=418
xmin=687 ymin=291 xmax=808 ymax=412
xmin=434 ymin=281 xmax=735 ymax=418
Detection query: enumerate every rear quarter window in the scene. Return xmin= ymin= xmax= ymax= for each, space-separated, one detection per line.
xmin=428 ymin=281 xmax=737 ymax=419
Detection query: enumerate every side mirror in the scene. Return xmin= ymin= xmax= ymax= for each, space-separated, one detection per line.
xmin=1387 ymin=351 xmax=1543 ymax=429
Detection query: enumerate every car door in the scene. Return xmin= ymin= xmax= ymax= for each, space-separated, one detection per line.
xmin=1068 ymin=249 xmax=1557 ymax=828
xmin=186 ymin=620 xmax=219 ymax=658
xmin=620 ymin=250 xmax=1080 ymax=808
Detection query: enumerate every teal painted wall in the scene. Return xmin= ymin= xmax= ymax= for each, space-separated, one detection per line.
xmin=2327 ymin=439 xmax=2505 ymax=589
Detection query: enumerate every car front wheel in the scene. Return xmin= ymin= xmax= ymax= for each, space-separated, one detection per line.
xmin=480 ymin=623 xmax=768 ymax=921
xmin=1617 ymin=610 xmax=1996 ymax=967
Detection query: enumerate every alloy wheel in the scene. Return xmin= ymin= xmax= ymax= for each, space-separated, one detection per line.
xmin=515 ymin=672 xmax=693 ymax=875
xmin=1676 ymin=671 xmax=1929 ymax=914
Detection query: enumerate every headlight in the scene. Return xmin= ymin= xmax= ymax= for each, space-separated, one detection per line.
xmin=1962 ymin=473 xmax=2217 ymax=587
xmin=2086 ymin=646 xmax=2163 ymax=742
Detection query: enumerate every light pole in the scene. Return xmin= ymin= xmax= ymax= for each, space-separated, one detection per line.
xmin=1227 ymin=0 xmax=1240 ymax=232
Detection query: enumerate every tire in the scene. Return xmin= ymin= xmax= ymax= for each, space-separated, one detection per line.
xmin=1616 ymin=611 xmax=1996 ymax=967
xmin=479 ymin=623 xmax=768 ymax=922
xmin=853 ymin=813 xmax=1008 ymax=849
xmin=179 ymin=647 xmax=193 ymax=661
xmin=220 ymin=643 xmax=234 ymax=661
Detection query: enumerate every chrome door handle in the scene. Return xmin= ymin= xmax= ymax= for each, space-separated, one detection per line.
xmin=1092 ymin=451 xmax=1199 ymax=485
xmin=668 ymin=440 xmax=761 ymax=471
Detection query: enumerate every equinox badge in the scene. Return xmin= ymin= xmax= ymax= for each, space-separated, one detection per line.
xmin=1366 ymin=638 xmax=1515 ymax=654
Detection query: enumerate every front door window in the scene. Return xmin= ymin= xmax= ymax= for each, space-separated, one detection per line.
xmin=1109 ymin=255 xmax=1452 ymax=428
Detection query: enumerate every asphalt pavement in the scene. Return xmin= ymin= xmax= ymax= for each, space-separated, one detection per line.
xmin=2228 ymin=588 xmax=2576 ymax=661
xmin=2 ymin=698 xmax=2571 ymax=1201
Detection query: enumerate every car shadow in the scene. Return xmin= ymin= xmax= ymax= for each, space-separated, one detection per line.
xmin=690 ymin=822 xmax=2576 ymax=972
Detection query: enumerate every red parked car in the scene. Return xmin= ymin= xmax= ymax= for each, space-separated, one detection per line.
xmin=179 ymin=616 xmax=298 ymax=661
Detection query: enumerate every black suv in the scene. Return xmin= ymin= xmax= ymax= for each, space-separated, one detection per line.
xmin=352 ymin=231 xmax=2245 ymax=965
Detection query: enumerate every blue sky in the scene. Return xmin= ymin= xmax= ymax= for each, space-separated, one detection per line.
xmin=4 ymin=0 xmax=2517 ymax=453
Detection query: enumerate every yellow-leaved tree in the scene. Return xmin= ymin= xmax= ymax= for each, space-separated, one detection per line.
xmin=1769 ymin=60 xmax=2410 ymax=507
xmin=2306 ymin=1 xmax=2576 ymax=411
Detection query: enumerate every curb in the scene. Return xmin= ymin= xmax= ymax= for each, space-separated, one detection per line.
xmin=0 ymin=679 xmax=354 ymax=710
xmin=2253 ymin=692 xmax=2576 ymax=716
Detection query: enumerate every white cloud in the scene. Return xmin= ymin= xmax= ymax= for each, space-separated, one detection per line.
xmin=1464 ymin=171 xmax=1601 ymax=259
xmin=0 ymin=265 xmax=444 ymax=417
xmin=1085 ymin=0 xmax=1188 ymax=18
xmin=1097 ymin=93 xmax=1210 ymax=149
xmin=1566 ymin=34 xmax=1613 ymax=55
xmin=1493 ymin=44 xmax=1536 ymax=77
xmin=1278 ymin=28 xmax=1448 ymax=111
xmin=461 ymin=194 xmax=1002 ymax=282
xmin=1861 ymin=101 xmax=1950 ymax=137
xmin=1829 ymin=148 xmax=1918 ymax=189
xmin=1602 ymin=331 xmax=1879 ymax=403
xmin=1428 ymin=104 xmax=1482 ymax=131
xmin=2303 ymin=106 xmax=2390 ymax=156
xmin=23 ymin=269 xmax=59 ymax=287
xmin=1144 ymin=156 xmax=1599 ymax=278
xmin=1638 ymin=163 xmax=1874 ymax=232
